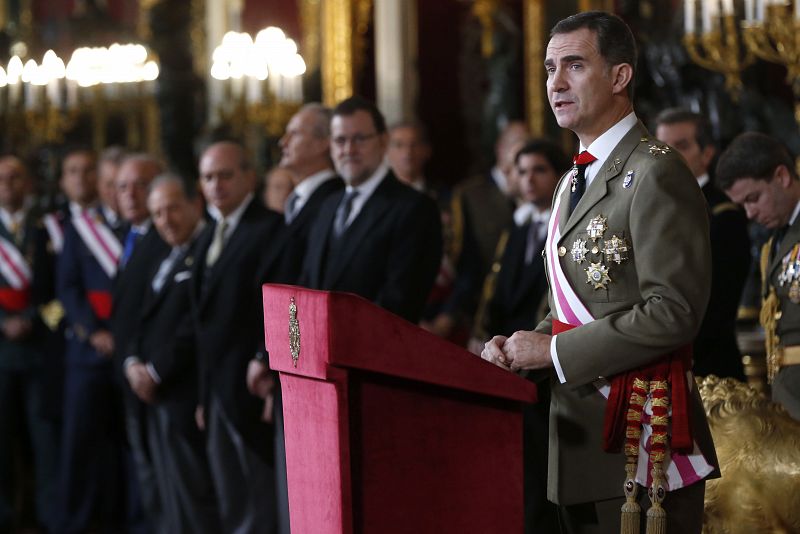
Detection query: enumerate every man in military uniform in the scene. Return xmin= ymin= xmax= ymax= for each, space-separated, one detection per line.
xmin=0 ymin=155 xmax=59 ymax=532
xmin=482 ymin=12 xmax=717 ymax=533
xmin=655 ymin=108 xmax=751 ymax=380
xmin=54 ymin=147 xmax=128 ymax=533
xmin=717 ymin=132 xmax=800 ymax=421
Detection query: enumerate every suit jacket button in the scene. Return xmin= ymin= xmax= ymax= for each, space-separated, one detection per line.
xmin=558 ymin=246 xmax=566 ymax=257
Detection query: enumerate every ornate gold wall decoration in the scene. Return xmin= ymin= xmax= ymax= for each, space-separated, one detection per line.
xmin=352 ymin=0 xmax=373 ymax=85
xmin=578 ymin=0 xmax=614 ymax=12
xmin=322 ymin=0 xmax=353 ymax=106
xmin=300 ymin=0 xmax=322 ymax=75
xmin=138 ymin=0 xmax=159 ymax=40
xmin=472 ymin=0 xmax=499 ymax=58
xmin=523 ymin=0 xmax=545 ymax=136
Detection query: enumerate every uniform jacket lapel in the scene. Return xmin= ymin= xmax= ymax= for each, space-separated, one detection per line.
xmin=559 ymin=123 xmax=646 ymax=240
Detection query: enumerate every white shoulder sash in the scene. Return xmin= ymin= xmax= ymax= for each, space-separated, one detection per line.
xmin=72 ymin=213 xmax=122 ymax=278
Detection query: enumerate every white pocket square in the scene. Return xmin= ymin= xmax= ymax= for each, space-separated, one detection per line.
xmin=173 ymin=271 xmax=192 ymax=283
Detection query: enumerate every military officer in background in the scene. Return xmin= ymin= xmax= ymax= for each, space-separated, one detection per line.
xmin=655 ymin=108 xmax=751 ymax=380
xmin=54 ymin=147 xmax=128 ymax=533
xmin=717 ymin=132 xmax=800 ymax=421
xmin=0 ymin=155 xmax=59 ymax=532
xmin=483 ymin=12 xmax=717 ymax=533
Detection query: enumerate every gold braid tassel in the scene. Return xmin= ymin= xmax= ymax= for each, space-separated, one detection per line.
xmin=646 ymin=464 xmax=667 ymax=534
xmin=759 ymin=237 xmax=781 ymax=383
xmin=621 ymin=378 xmax=647 ymax=534
xmin=646 ymin=380 xmax=669 ymax=534
xmin=621 ymin=461 xmax=641 ymax=534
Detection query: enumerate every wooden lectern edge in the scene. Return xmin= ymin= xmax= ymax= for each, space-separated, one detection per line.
xmin=262 ymin=284 xmax=538 ymax=405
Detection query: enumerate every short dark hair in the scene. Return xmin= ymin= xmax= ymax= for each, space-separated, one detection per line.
xmin=149 ymin=172 xmax=198 ymax=200
xmin=515 ymin=139 xmax=571 ymax=176
xmin=199 ymin=139 xmax=251 ymax=171
xmin=99 ymin=145 xmax=128 ymax=166
xmin=654 ymin=108 xmax=714 ymax=149
xmin=716 ymin=132 xmax=798 ymax=190
xmin=551 ymin=11 xmax=637 ymax=99
xmin=62 ymin=145 xmax=96 ymax=163
xmin=332 ymin=96 xmax=387 ymax=134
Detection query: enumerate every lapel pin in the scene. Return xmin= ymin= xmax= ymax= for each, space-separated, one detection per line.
xmin=623 ymin=170 xmax=635 ymax=188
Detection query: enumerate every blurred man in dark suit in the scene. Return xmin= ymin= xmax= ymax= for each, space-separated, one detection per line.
xmin=656 ymin=108 xmax=751 ymax=380
xmin=193 ymin=141 xmax=282 ymax=533
xmin=124 ymin=174 xmax=220 ymax=532
xmin=110 ymin=153 xmax=168 ymax=530
xmin=301 ymin=96 xmax=442 ymax=323
xmin=248 ymin=103 xmax=343 ymax=534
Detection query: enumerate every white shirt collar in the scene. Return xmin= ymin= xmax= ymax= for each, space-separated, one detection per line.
xmin=293 ymin=168 xmax=336 ymax=203
xmin=490 ymin=166 xmax=509 ymax=195
xmin=343 ymin=162 xmax=390 ymax=226
xmin=0 ymin=207 xmax=25 ymax=232
xmin=69 ymin=201 xmax=91 ymax=217
xmin=789 ymin=200 xmax=800 ymax=227
xmin=131 ymin=219 xmax=151 ymax=234
xmin=513 ymin=203 xmax=551 ymax=227
xmin=580 ymin=112 xmax=638 ymax=187
xmin=696 ymin=173 xmax=710 ymax=189
xmin=207 ymin=192 xmax=254 ymax=238
xmin=101 ymin=204 xmax=119 ymax=226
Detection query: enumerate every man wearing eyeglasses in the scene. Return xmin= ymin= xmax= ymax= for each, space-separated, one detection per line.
xmin=301 ymin=96 xmax=442 ymax=324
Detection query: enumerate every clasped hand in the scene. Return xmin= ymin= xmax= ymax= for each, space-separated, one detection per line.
xmin=480 ymin=330 xmax=553 ymax=372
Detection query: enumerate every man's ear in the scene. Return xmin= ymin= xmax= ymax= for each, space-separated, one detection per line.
xmin=610 ymin=63 xmax=633 ymax=96
xmin=774 ymin=164 xmax=793 ymax=189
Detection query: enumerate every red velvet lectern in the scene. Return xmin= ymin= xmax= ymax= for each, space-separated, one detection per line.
xmin=262 ymin=285 xmax=538 ymax=534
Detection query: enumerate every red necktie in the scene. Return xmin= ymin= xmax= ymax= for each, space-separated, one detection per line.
xmin=569 ymin=150 xmax=598 ymax=214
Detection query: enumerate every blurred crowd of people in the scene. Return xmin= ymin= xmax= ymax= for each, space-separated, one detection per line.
xmin=0 ymin=88 xmax=778 ymax=534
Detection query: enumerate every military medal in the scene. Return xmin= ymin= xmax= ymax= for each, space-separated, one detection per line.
xmin=586 ymin=262 xmax=611 ymax=289
xmin=570 ymin=166 xmax=579 ymax=192
xmin=586 ymin=215 xmax=608 ymax=242
xmin=779 ymin=244 xmax=800 ymax=287
xmin=571 ymin=238 xmax=589 ymax=263
xmin=623 ymin=170 xmax=635 ymax=188
xmin=608 ymin=157 xmax=621 ymax=174
xmin=603 ymin=234 xmax=630 ymax=264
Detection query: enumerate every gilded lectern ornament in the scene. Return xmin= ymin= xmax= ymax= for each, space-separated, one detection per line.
xmin=289 ymin=297 xmax=300 ymax=367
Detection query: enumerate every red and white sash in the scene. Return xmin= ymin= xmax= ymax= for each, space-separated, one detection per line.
xmin=43 ymin=213 xmax=64 ymax=254
xmin=72 ymin=212 xmax=122 ymax=278
xmin=545 ymin=177 xmax=713 ymax=490
xmin=0 ymin=235 xmax=32 ymax=289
